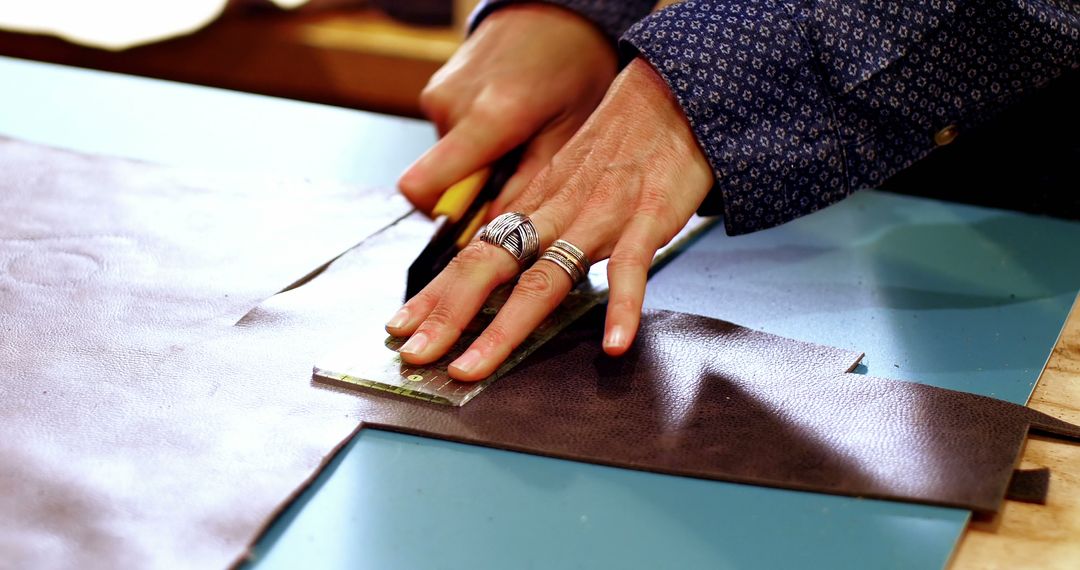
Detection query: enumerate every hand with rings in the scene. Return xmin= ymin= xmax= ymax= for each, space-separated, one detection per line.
xmin=386 ymin=58 xmax=715 ymax=381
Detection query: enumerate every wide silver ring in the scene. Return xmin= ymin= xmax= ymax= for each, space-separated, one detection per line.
xmin=479 ymin=212 xmax=539 ymax=266
xmin=539 ymin=239 xmax=590 ymax=284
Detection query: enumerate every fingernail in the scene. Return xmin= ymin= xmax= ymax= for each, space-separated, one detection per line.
xmin=385 ymin=307 xmax=411 ymax=331
xmin=399 ymin=332 xmax=428 ymax=355
xmin=450 ymin=349 xmax=483 ymax=375
xmin=604 ymin=326 xmax=626 ymax=350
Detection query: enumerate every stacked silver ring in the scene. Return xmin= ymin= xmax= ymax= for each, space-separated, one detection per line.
xmin=540 ymin=239 xmax=590 ymax=284
xmin=480 ymin=212 xmax=540 ymax=265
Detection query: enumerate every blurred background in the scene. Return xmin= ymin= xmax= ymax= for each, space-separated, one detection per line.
xmin=0 ymin=0 xmax=480 ymax=117
xmin=3 ymin=0 xmax=1072 ymax=219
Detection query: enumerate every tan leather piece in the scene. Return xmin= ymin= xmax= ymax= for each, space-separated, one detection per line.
xmin=0 ymin=138 xmax=413 ymax=568
xmin=4 ymin=137 xmax=1079 ymax=568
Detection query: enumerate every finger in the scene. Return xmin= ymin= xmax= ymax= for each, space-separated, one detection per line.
xmin=448 ymin=154 xmax=627 ymax=379
xmin=417 ymin=88 xmax=453 ymax=135
xmin=486 ymin=147 xmax=549 ymax=222
xmin=448 ymin=225 xmax=602 ymax=381
xmin=488 ymin=120 xmax=579 ymax=220
xmin=387 ymin=240 xmax=521 ymax=365
xmin=398 ymin=109 xmax=532 ymax=214
xmin=384 ymin=245 xmax=484 ymax=337
xmin=602 ymin=214 xmax=664 ymax=356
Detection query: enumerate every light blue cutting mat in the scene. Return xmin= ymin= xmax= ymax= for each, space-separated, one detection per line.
xmin=4 ymin=56 xmax=1077 ymax=570
xmin=244 ymin=192 xmax=1078 ymax=570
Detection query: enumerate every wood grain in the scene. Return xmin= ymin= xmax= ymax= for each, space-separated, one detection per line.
xmin=951 ymin=297 xmax=1080 ymax=569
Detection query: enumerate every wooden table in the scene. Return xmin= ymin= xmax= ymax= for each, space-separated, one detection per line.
xmin=952 ymin=299 xmax=1080 ymax=569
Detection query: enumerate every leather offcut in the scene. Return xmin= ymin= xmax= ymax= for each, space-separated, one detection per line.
xmin=1005 ymin=468 xmax=1052 ymax=505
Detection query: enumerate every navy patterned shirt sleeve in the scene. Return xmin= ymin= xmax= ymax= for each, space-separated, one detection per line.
xmin=470 ymin=0 xmax=655 ymax=43
xmin=471 ymin=1 xmax=1078 ymax=235
xmin=622 ymin=0 xmax=1080 ymax=234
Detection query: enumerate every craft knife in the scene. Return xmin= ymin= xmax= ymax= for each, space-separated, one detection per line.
xmin=404 ymin=148 xmax=524 ymax=300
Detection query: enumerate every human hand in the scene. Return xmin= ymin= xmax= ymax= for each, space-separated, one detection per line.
xmin=386 ymin=58 xmax=715 ymax=380
xmin=397 ymin=4 xmax=617 ymax=216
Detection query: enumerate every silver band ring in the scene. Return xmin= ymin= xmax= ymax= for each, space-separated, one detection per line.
xmin=479 ymin=212 xmax=540 ymax=266
xmin=539 ymin=239 xmax=590 ymax=284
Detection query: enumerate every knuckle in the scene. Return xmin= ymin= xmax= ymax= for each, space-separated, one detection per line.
xmin=475 ymin=325 xmax=510 ymax=353
xmin=419 ymin=84 xmax=451 ymax=114
xmin=475 ymin=84 xmax=518 ymax=114
xmin=450 ymin=241 xmax=520 ymax=282
xmin=421 ymin=304 xmax=460 ymax=333
xmin=636 ymin=192 xmax=674 ymax=221
xmin=607 ymin=295 xmax=640 ymax=315
xmin=545 ymin=151 xmax=567 ymax=173
xmin=515 ymin=268 xmax=559 ymax=299
xmin=408 ymin=288 xmax=438 ymax=310
xmin=471 ymin=102 xmax=514 ymax=128
xmin=607 ymin=247 xmax=650 ymax=272
xmin=451 ymin=241 xmax=491 ymax=268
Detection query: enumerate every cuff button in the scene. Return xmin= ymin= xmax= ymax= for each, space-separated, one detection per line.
xmin=934 ymin=124 xmax=959 ymax=146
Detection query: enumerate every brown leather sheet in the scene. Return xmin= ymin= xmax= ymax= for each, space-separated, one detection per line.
xmin=3 ymin=138 xmax=1078 ymax=568
xmin=266 ymin=214 xmax=1080 ymax=516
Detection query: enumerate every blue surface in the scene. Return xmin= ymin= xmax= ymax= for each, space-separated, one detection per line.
xmin=246 ymin=192 xmax=1078 ymax=570
xmin=0 ymin=56 xmax=433 ymax=187
xmin=648 ymin=191 xmax=1080 ymax=403
xmin=6 ymin=56 xmax=1078 ymax=570
xmin=249 ymin=430 xmax=962 ymax=570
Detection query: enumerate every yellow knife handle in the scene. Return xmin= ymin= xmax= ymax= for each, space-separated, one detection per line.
xmin=455 ymin=204 xmax=491 ymax=249
xmin=432 ymin=168 xmax=491 ymax=223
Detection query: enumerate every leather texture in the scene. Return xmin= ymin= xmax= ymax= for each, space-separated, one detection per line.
xmin=266 ymin=217 xmax=1080 ymax=517
xmin=3 ymin=138 xmax=1078 ymax=568
xmin=0 ymin=138 xmax=414 ymax=569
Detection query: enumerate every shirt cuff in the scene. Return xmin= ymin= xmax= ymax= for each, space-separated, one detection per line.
xmin=625 ymin=1 xmax=1079 ymax=235
xmin=621 ymin=1 xmax=848 ymax=236
xmin=470 ymin=0 xmax=655 ymax=44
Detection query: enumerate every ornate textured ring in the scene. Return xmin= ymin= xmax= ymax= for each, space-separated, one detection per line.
xmin=539 ymin=239 xmax=590 ymax=284
xmin=479 ymin=212 xmax=539 ymax=266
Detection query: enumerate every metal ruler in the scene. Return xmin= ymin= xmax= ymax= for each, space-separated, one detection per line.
xmin=313 ymin=216 xmax=716 ymax=406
